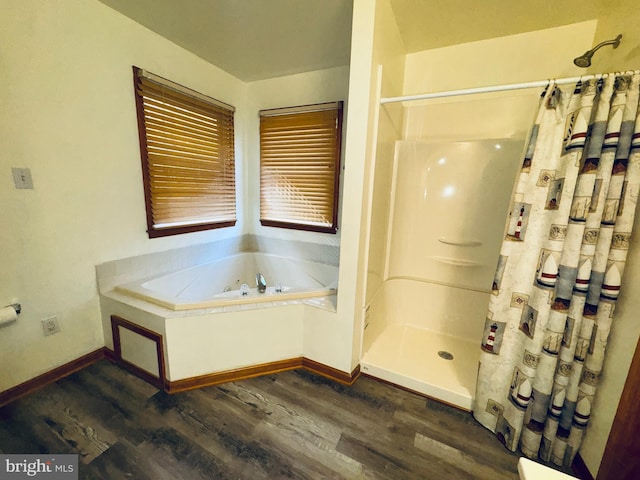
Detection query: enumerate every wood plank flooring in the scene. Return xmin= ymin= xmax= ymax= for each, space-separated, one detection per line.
xmin=0 ymin=360 xmax=569 ymax=479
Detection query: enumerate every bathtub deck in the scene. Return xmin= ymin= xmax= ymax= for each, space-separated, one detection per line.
xmin=360 ymin=324 xmax=480 ymax=410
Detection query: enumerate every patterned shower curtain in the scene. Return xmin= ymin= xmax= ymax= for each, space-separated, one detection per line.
xmin=473 ymin=72 xmax=640 ymax=468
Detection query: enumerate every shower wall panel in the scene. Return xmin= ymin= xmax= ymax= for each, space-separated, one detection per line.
xmin=387 ymin=139 xmax=524 ymax=292
xmin=380 ymin=279 xmax=489 ymax=342
xmin=403 ymin=94 xmax=539 ymax=142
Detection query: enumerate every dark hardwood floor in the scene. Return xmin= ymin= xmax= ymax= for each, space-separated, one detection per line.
xmin=0 ymin=360 xmax=529 ymax=479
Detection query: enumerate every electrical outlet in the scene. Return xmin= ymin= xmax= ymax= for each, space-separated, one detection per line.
xmin=42 ymin=316 xmax=60 ymax=336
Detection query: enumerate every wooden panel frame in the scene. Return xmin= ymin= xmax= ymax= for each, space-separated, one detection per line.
xmin=110 ymin=315 xmax=166 ymax=390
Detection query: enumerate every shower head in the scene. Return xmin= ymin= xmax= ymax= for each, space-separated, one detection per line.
xmin=573 ymin=34 xmax=622 ymax=68
xmin=573 ymin=52 xmax=594 ymax=68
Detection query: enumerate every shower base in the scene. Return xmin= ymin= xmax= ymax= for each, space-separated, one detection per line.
xmin=360 ymin=324 xmax=480 ymax=410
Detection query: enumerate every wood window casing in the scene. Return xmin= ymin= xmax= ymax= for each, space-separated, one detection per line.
xmin=133 ymin=66 xmax=236 ymax=238
xmin=259 ymin=102 xmax=343 ymax=234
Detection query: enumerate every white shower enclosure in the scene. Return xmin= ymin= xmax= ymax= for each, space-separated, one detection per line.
xmin=361 ymin=135 xmax=525 ymax=409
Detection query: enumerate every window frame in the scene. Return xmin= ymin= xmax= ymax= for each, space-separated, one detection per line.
xmin=258 ymin=101 xmax=343 ymax=234
xmin=132 ymin=66 xmax=237 ymax=238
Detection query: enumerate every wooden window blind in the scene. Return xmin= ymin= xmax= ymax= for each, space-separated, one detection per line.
xmin=259 ymin=102 xmax=343 ymax=233
xmin=133 ymin=66 xmax=236 ymax=238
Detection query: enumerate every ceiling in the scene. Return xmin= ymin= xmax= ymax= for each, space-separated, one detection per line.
xmin=98 ymin=0 xmax=353 ymax=82
xmin=98 ymin=0 xmax=613 ymax=82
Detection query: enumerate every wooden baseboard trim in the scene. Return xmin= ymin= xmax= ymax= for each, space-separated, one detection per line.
xmin=167 ymin=357 xmax=304 ymax=394
xmin=167 ymin=357 xmax=360 ymax=394
xmin=104 ymin=347 xmax=117 ymax=362
xmin=572 ymin=453 xmax=595 ymax=480
xmin=302 ymin=357 xmax=360 ymax=386
xmin=0 ymin=348 xmax=106 ymax=407
xmin=0 ymin=348 xmax=361 ymax=405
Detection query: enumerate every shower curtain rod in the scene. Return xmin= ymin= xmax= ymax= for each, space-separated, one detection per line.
xmin=379 ymin=70 xmax=640 ymax=105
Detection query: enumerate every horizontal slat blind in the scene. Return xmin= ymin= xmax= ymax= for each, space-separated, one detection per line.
xmin=133 ymin=67 xmax=236 ymax=236
xmin=259 ymin=102 xmax=342 ymax=233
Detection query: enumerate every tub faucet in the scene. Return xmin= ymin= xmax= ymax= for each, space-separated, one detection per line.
xmin=256 ymin=273 xmax=267 ymax=293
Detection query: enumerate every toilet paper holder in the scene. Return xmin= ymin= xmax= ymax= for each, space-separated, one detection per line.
xmin=5 ymin=303 xmax=21 ymax=314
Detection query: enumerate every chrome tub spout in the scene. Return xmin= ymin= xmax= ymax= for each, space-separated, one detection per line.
xmin=256 ymin=273 xmax=267 ymax=293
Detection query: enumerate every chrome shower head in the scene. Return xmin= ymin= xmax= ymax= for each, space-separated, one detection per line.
xmin=573 ymin=52 xmax=594 ymax=68
xmin=573 ymin=34 xmax=622 ymax=68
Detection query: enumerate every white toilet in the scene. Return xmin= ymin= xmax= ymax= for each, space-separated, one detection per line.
xmin=518 ymin=458 xmax=578 ymax=479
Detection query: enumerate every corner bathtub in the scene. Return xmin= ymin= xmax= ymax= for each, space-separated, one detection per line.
xmin=115 ymin=252 xmax=338 ymax=311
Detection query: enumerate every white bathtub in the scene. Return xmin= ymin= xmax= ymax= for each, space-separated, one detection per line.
xmin=115 ymin=252 xmax=338 ymax=311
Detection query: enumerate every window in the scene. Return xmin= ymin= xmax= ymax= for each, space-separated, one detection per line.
xmin=259 ymin=102 xmax=343 ymax=233
xmin=133 ymin=66 xmax=236 ymax=238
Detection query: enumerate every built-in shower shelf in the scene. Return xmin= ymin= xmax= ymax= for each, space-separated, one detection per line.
xmin=430 ymin=256 xmax=482 ymax=267
xmin=438 ymin=238 xmax=483 ymax=247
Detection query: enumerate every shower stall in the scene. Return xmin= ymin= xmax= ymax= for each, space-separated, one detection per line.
xmin=360 ymin=93 xmax=539 ymax=410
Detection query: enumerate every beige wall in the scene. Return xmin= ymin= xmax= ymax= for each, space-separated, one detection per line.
xmin=0 ymin=0 xmax=354 ymax=390
xmin=246 ymin=67 xmax=350 ymax=246
xmin=348 ymin=0 xmax=407 ymax=367
xmin=337 ymin=0 xmax=412 ymax=369
xmin=0 ymin=0 xmax=351 ymax=391
xmin=362 ymin=0 xmax=407 ymax=306
xmin=403 ymin=20 xmax=598 ymax=94
xmin=338 ymin=0 xmax=377 ymax=370
xmin=586 ymin=0 xmax=640 ymax=75
xmin=0 ymin=0 xmax=247 ymax=391
xmin=246 ymin=67 xmax=355 ymax=372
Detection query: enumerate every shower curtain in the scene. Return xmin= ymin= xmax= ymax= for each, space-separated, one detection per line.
xmin=473 ymin=72 xmax=640 ymax=468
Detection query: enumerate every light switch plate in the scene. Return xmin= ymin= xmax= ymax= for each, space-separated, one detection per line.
xmin=12 ymin=167 xmax=34 ymax=189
